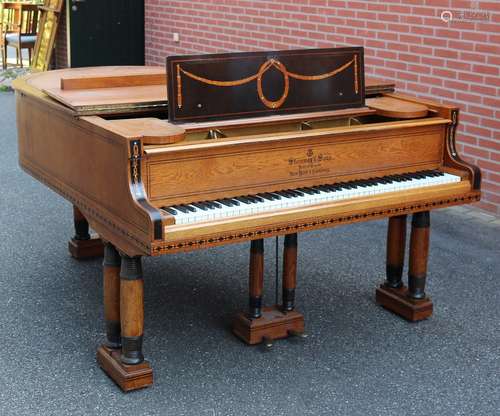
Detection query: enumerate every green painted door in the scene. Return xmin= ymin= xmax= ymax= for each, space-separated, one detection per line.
xmin=69 ymin=0 xmax=144 ymax=67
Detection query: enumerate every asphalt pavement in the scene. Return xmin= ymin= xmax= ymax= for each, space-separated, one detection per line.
xmin=0 ymin=91 xmax=498 ymax=416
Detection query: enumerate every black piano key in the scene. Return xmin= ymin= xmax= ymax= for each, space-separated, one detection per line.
xmin=247 ymin=195 xmax=264 ymax=203
xmin=191 ymin=202 xmax=209 ymax=211
xmin=268 ymin=193 xmax=282 ymax=200
xmin=228 ymin=198 xmax=240 ymax=206
xmin=297 ymin=187 xmax=316 ymax=195
xmin=276 ymin=191 xmax=293 ymax=199
xmin=182 ymin=204 xmax=197 ymax=212
xmin=412 ymin=172 xmax=427 ymax=179
xmin=401 ymin=173 xmax=416 ymax=181
xmin=323 ymin=185 xmax=339 ymax=192
xmin=257 ymin=193 xmax=275 ymax=201
xmin=164 ymin=207 xmax=177 ymax=215
xmin=173 ymin=205 xmax=190 ymax=213
xmin=287 ymin=190 xmax=303 ymax=197
xmin=300 ymin=187 xmax=320 ymax=194
xmin=217 ymin=199 xmax=234 ymax=207
xmin=316 ymin=185 xmax=332 ymax=192
xmin=209 ymin=201 xmax=222 ymax=208
xmin=235 ymin=196 xmax=252 ymax=204
xmin=267 ymin=192 xmax=281 ymax=200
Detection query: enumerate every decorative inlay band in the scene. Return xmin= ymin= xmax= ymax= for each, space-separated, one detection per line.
xmin=176 ymin=56 xmax=357 ymax=110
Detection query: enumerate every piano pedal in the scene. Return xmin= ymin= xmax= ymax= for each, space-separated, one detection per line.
xmin=232 ymin=305 xmax=305 ymax=345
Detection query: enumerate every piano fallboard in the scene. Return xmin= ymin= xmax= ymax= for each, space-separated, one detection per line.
xmin=143 ymin=118 xmax=449 ymax=208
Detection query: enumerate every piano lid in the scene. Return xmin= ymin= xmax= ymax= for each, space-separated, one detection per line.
xmin=25 ymin=66 xmax=168 ymax=115
xmin=17 ymin=59 xmax=393 ymax=118
xmin=167 ymin=47 xmax=365 ymax=123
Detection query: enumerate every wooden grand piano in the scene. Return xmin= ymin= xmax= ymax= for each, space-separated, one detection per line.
xmin=14 ymin=47 xmax=481 ymax=391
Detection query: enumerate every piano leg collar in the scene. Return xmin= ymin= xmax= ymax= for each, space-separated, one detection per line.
xmin=68 ymin=236 xmax=104 ymax=259
xmin=96 ymin=345 xmax=153 ymax=392
xmin=232 ymin=305 xmax=305 ymax=345
xmin=376 ymin=284 xmax=433 ymax=322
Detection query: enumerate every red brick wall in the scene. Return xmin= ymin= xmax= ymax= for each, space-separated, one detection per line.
xmin=144 ymin=1 xmax=499 ymax=214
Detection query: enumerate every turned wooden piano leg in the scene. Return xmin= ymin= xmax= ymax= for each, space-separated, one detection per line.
xmin=248 ymin=239 xmax=264 ymax=319
xmin=385 ymin=215 xmax=407 ymax=289
xmin=282 ymin=234 xmax=297 ymax=312
xmin=103 ymin=243 xmax=121 ymax=349
xmin=282 ymin=234 xmax=305 ymax=337
xmin=97 ymin=252 xmax=153 ymax=391
xmin=408 ymin=211 xmax=431 ymax=302
xmin=232 ymin=236 xmax=304 ymax=345
xmin=68 ymin=205 xmax=104 ymax=259
xmin=376 ymin=212 xmax=433 ymax=321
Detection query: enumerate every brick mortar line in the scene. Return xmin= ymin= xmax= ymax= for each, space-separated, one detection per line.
xmin=147 ymin=29 xmax=500 ymax=63
xmin=147 ymin=9 xmax=499 ymax=34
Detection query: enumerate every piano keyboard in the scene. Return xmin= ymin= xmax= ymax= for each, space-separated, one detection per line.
xmin=162 ymin=170 xmax=461 ymax=225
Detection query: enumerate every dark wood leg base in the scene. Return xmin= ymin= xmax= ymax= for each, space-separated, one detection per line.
xmin=232 ymin=305 xmax=305 ymax=345
xmin=376 ymin=284 xmax=433 ymax=322
xmin=68 ymin=236 xmax=104 ymax=259
xmin=96 ymin=345 xmax=153 ymax=392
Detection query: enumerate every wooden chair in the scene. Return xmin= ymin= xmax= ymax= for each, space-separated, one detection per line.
xmin=1 ymin=2 xmax=22 ymax=69
xmin=4 ymin=4 xmax=39 ymax=68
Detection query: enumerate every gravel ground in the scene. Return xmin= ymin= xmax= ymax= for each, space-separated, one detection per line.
xmin=0 ymin=91 xmax=499 ymax=416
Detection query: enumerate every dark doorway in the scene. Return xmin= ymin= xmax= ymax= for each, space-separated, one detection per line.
xmin=69 ymin=0 xmax=144 ymax=67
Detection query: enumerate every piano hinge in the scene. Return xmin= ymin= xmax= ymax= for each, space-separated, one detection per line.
xmin=129 ymin=140 xmax=142 ymax=184
xmin=448 ymin=109 xmax=458 ymax=158
xmin=128 ymin=140 xmax=163 ymax=241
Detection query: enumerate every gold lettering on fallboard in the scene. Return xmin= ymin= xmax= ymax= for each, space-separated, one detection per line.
xmin=288 ymin=148 xmax=333 ymax=178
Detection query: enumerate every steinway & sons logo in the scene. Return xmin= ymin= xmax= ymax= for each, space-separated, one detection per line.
xmin=288 ymin=148 xmax=332 ymax=177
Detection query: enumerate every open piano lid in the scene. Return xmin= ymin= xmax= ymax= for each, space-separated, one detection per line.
xmin=27 ymin=66 xmax=168 ymax=115
xmin=167 ymin=47 xmax=365 ymax=123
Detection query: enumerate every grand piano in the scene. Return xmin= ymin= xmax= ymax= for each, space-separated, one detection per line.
xmin=14 ymin=47 xmax=481 ymax=391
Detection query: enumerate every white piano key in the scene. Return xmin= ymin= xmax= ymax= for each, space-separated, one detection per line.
xmin=164 ymin=171 xmax=462 ymax=225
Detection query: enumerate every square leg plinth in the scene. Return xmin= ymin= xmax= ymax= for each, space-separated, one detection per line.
xmin=376 ymin=285 xmax=433 ymax=322
xmin=232 ymin=306 xmax=305 ymax=345
xmin=68 ymin=236 xmax=104 ymax=259
xmin=96 ymin=345 xmax=153 ymax=392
